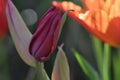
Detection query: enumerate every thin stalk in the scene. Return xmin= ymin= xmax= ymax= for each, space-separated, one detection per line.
xmin=33 ymin=62 xmax=50 ymax=80
xmin=113 ymin=48 xmax=120 ymax=80
xmin=102 ymin=43 xmax=111 ymax=80
xmin=91 ymin=36 xmax=103 ymax=76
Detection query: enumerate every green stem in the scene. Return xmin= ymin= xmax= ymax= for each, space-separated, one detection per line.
xmin=102 ymin=43 xmax=111 ymax=80
xmin=113 ymin=48 xmax=120 ymax=80
xmin=0 ymin=41 xmax=10 ymax=80
xmin=91 ymin=36 xmax=103 ymax=76
xmin=33 ymin=62 xmax=50 ymax=80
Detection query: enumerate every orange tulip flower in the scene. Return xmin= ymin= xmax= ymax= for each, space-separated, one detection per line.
xmin=0 ymin=0 xmax=8 ymax=39
xmin=52 ymin=0 xmax=120 ymax=47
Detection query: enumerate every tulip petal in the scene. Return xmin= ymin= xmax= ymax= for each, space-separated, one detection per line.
xmin=6 ymin=0 xmax=36 ymax=67
xmin=29 ymin=11 xmax=56 ymax=56
xmin=53 ymin=1 xmax=120 ymax=47
xmin=35 ymin=13 xmax=60 ymax=61
xmin=52 ymin=45 xmax=70 ymax=80
xmin=82 ymin=0 xmax=104 ymax=10
xmin=29 ymin=7 xmax=65 ymax=61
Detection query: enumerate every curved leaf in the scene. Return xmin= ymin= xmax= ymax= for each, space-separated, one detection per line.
xmin=6 ymin=0 xmax=36 ymax=67
xmin=72 ymin=49 xmax=100 ymax=80
xmin=52 ymin=45 xmax=70 ymax=80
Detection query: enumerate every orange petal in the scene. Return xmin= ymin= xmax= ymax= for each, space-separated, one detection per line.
xmin=79 ymin=10 xmax=120 ymax=46
xmin=53 ymin=1 xmax=120 ymax=47
xmin=52 ymin=1 xmax=83 ymax=26
xmin=109 ymin=0 xmax=120 ymax=18
xmin=52 ymin=1 xmax=82 ymax=17
xmin=81 ymin=0 xmax=105 ymax=10
xmin=105 ymin=0 xmax=114 ymax=13
xmin=106 ymin=17 xmax=120 ymax=46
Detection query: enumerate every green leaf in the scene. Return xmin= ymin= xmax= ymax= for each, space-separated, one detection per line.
xmin=58 ymin=10 xmax=73 ymax=38
xmin=91 ymin=36 xmax=103 ymax=75
xmin=72 ymin=49 xmax=100 ymax=80
xmin=25 ymin=62 xmax=50 ymax=80
xmin=113 ymin=51 xmax=120 ymax=80
xmin=52 ymin=45 xmax=70 ymax=80
xmin=34 ymin=62 xmax=50 ymax=80
xmin=6 ymin=0 xmax=36 ymax=67
xmin=102 ymin=43 xmax=111 ymax=80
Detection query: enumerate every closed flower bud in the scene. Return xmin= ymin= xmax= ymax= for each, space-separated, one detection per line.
xmin=29 ymin=7 xmax=62 ymax=61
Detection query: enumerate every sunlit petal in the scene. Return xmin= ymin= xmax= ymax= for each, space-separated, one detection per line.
xmin=53 ymin=1 xmax=120 ymax=47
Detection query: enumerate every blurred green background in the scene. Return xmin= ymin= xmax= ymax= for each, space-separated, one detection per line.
xmin=0 ymin=0 xmax=97 ymax=80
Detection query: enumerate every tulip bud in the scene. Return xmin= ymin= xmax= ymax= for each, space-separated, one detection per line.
xmin=29 ymin=7 xmax=62 ymax=61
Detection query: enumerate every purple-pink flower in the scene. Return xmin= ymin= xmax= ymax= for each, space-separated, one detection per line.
xmin=29 ymin=7 xmax=62 ymax=61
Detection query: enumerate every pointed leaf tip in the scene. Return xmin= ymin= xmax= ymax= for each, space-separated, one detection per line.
xmin=58 ymin=9 xmax=73 ymax=38
xmin=52 ymin=45 xmax=70 ymax=80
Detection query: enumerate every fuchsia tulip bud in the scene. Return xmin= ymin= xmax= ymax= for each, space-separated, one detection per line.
xmin=29 ymin=7 xmax=62 ymax=61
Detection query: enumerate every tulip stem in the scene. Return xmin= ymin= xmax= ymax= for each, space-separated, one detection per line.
xmin=33 ymin=62 xmax=50 ymax=80
xmin=102 ymin=43 xmax=111 ymax=80
xmin=113 ymin=48 xmax=120 ymax=80
xmin=91 ymin=36 xmax=103 ymax=76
